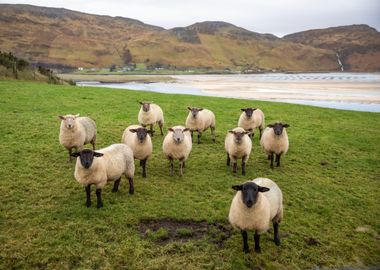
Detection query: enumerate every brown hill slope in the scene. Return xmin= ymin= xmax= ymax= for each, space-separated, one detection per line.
xmin=283 ymin=25 xmax=380 ymax=71
xmin=0 ymin=4 xmax=356 ymax=71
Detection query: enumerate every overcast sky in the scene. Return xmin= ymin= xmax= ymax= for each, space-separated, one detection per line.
xmin=1 ymin=0 xmax=379 ymax=36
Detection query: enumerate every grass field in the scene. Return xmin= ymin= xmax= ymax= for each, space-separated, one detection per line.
xmin=0 ymin=80 xmax=379 ymax=269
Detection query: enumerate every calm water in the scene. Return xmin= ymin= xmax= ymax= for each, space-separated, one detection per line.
xmin=77 ymin=73 xmax=380 ymax=112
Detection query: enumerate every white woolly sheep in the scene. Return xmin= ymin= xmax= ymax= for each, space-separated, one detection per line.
xmin=225 ymin=127 xmax=252 ymax=175
xmin=138 ymin=102 xmax=164 ymax=136
xmin=260 ymin=122 xmax=289 ymax=168
xmin=185 ymin=107 xmax=216 ymax=144
xmin=238 ymin=108 xmax=265 ymax=139
xmin=71 ymin=144 xmax=135 ymax=208
xmin=229 ymin=177 xmax=283 ymax=253
xmin=121 ymin=124 xmax=153 ymax=177
xmin=59 ymin=114 xmax=97 ymax=162
xmin=162 ymin=126 xmax=192 ymax=176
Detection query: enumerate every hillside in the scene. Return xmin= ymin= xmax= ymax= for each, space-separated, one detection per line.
xmin=0 ymin=4 xmax=341 ymax=72
xmin=283 ymin=25 xmax=380 ymax=71
xmin=1 ymin=4 xmax=379 ymax=71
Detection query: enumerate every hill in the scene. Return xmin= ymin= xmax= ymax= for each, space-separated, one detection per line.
xmin=0 ymin=80 xmax=379 ymax=269
xmin=0 ymin=4 xmax=341 ymax=72
xmin=283 ymin=25 xmax=380 ymax=71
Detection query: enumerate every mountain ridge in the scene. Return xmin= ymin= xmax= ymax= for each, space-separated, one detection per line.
xmin=1 ymin=4 xmax=379 ymax=71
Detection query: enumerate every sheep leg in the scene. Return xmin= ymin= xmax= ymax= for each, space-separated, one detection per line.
xmin=95 ymin=188 xmax=103 ymax=209
xmin=197 ymin=131 xmax=202 ymax=144
xmin=112 ymin=178 xmax=121 ymax=192
xmin=142 ymin=158 xmax=147 ymax=178
xmin=158 ymin=121 xmax=164 ymax=136
xmin=179 ymin=161 xmax=184 ymax=176
xmin=91 ymin=135 xmax=96 ymax=150
xmin=169 ymin=157 xmax=174 ymax=176
xmin=150 ymin=124 xmax=154 ymax=136
xmin=241 ymin=230 xmax=249 ymax=253
xmin=85 ymin=184 xmax=91 ymax=207
xmin=68 ymin=148 xmax=73 ymax=162
xmin=190 ymin=131 xmax=194 ymax=142
xmin=273 ymin=221 xmax=281 ymax=246
xmin=249 ymin=129 xmax=254 ymax=138
xmin=211 ymin=126 xmax=216 ymax=142
xmin=259 ymin=127 xmax=263 ymax=140
xmin=276 ymin=154 xmax=281 ymax=167
xmin=270 ymin=153 xmax=274 ymax=169
xmin=233 ymin=161 xmax=237 ymax=174
xmin=182 ymin=161 xmax=185 ymax=169
xmin=242 ymin=155 xmax=247 ymax=176
xmin=226 ymin=153 xmax=230 ymax=166
xmin=128 ymin=177 xmax=134 ymax=194
xmin=254 ymin=231 xmax=261 ymax=253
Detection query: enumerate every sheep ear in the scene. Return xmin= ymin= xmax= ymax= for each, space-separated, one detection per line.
xmin=267 ymin=124 xmax=274 ymax=128
xmin=232 ymin=185 xmax=243 ymax=191
xmin=70 ymin=152 xmax=80 ymax=157
xmin=168 ymin=128 xmax=174 ymax=132
xmin=198 ymin=108 xmax=203 ymax=111
xmin=74 ymin=114 xmax=80 ymax=118
xmin=139 ymin=101 xmax=144 ymax=105
xmin=183 ymin=128 xmax=190 ymax=132
xmin=129 ymin=129 xmax=137 ymax=133
xmin=258 ymin=186 xmax=270 ymax=193
xmin=187 ymin=107 xmax=192 ymax=111
xmin=93 ymin=152 xmax=104 ymax=157
xmin=283 ymin=124 xmax=290 ymax=128
xmin=228 ymin=130 xmax=234 ymax=134
xmin=252 ymin=108 xmax=257 ymax=111
xmin=244 ymin=131 xmax=250 ymax=135
xmin=147 ymin=130 xmax=155 ymax=135
xmin=241 ymin=108 xmax=246 ymax=111
xmin=58 ymin=115 xmax=65 ymax=120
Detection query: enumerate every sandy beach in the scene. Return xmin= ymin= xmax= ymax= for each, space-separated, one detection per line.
xmin=173 ymin=74 xmax=380 ymax=104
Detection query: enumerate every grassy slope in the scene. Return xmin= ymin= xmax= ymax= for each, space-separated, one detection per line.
xmin=0 ymin=81 xmax=379 ymax=269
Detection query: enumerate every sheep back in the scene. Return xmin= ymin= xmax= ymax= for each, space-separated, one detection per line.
xmin=238 ymin=109 xmax=265 ymax=131
xmin=138 ymin=104 xmax=164 ymax=125
xmin=260 ymin=127 xmax=289 ymax=155
xmin=121 ymin=125 xmax=153 ymax=160
xmin=162 ymin=126 xmax=192 ymax=160
xmin=185 ymin=109 xmax=215 ymax=132
xmin=224 ymin=127 xmax=252 ymax=159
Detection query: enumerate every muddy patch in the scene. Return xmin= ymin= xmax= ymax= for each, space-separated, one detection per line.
xmin=139 ymin=218 xmax=233 ymax=246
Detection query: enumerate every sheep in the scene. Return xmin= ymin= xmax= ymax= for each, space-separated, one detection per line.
xmin=121 ymin=125 xmax=153 ymax=178
xmin=238 ymin=108 xmax=265 ymax=139
xmin=138 ymin=102 xmax=164 ymax=136
xmin=260 ymin=122 xmax=289 ymax=168
xmin=58 ymin=114 xmax=97 ymax=162
xmin=70 ymin=144 xmax=135 ymax=208
xmin=185 ymin=107 xmax=216 ymax=144
xmin=224 ymin=127 xmax=252 ymax=175
xmin=162 ymin=126 xmax=192 ymax=176
xmin=229 ymin=177 xmax=283 ymax=253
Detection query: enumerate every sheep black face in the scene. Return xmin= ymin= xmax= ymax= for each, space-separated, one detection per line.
xmin=241 ymin=108 xmax=257 ymax=118
xmin=71 ymin=149 xmax=104 ymax=169
xmin=59 ymin=114 xmax=79 ymax=129
xmin=268 ymin=123 xmax=290 ymax=136
xmin=232 ymin=182 xmax=270 ymax=208
xmin=140 ymin=102 xmax=151 ymax=112
xmin=129 ymin=128 xmax=154 ymax=143
xmin=169 ymin=128 xmax=189 ymax=143
xmin=187 ymin=107 xmax=203 ymax=118
xmin=229 ymin=130 xmax=250 ymax=144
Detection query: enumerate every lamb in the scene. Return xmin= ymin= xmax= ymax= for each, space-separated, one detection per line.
xmin=58 ymin=114 xmax=97 ymax=161
xmin=185 ymin=107 xmax=216 ymax=144
xmin=162 ymin=126 xmax=192 ymax=176
xmin=121 ymin=125 xmax=153 ymax=177
xmin=71 ymin=144 xmax=135 ymax=208
xmin=138 ymin=102 xmax=164 ymax=136
xmin=224 ymin=127 xmax=252 ymax=175
xmin=260 ymin=122 xmax=289 ymax=168
xmin=238 ymin=108 xmax=265 ymax=139
xmin=229 ymin=177 xmax=283 ymax=253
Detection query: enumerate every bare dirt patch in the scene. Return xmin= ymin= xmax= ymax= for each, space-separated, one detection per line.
xmin=139 ymin=218 xmax=233 ymax=246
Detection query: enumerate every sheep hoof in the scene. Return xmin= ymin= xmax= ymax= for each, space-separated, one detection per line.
xmin=86 ymin=202 xmax=91 ymax=208
xmin=243 ymin=247 xmax=249 ymax=254
xmin=254 ymin=247 xmax=261 ymax=253
xmin=275 ymin=238 xmax=281 ymax=246
xmin=97 ymin=203 xmax=103 ymax=209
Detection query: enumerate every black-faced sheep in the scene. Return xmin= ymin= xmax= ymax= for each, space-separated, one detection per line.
xmin=238 ymin=108 xmax=265 ymax=139
xmin=185 ymin=107 xmax=216 ymax=144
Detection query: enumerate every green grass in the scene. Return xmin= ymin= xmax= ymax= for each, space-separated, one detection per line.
xmin=0 ymin=80 xmax=379 ymax=269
